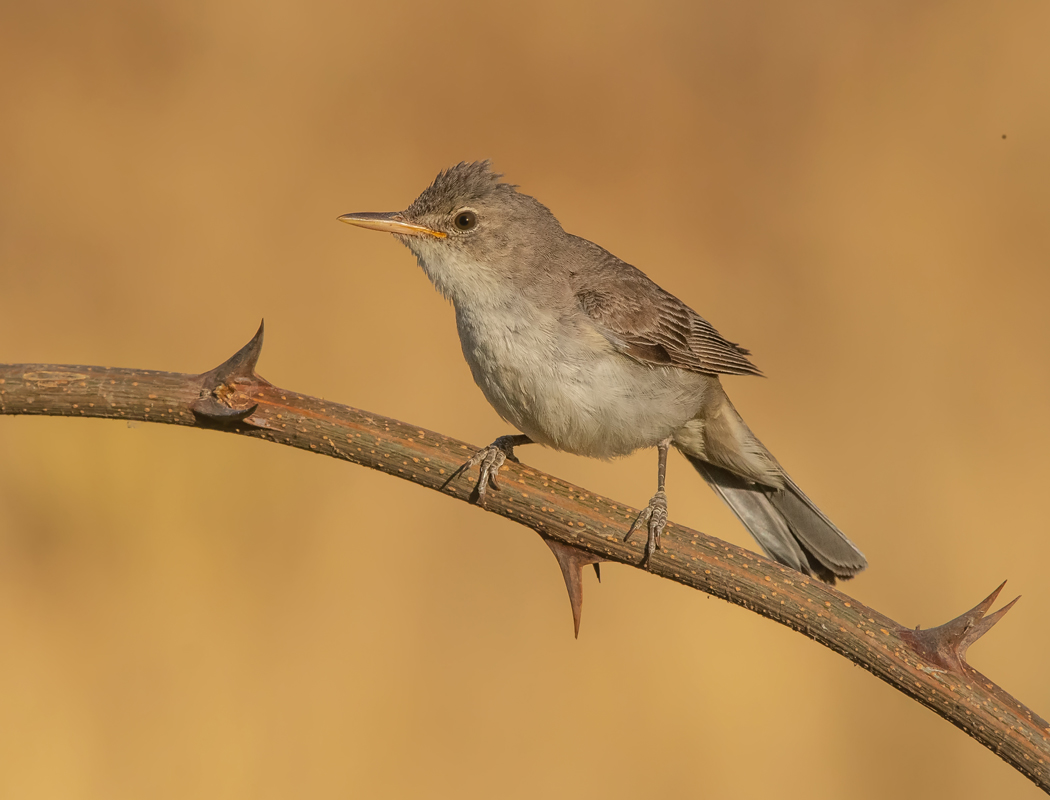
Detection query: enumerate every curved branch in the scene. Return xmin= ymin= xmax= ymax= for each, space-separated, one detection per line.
xmin=2 ymin=324 xmax=1048 ymax=792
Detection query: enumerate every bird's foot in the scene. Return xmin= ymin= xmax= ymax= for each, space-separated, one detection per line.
xmin=462 ymin=435 xmax=527 ymax=505
xmin=625 ymin=490 xmax=668 ymax=568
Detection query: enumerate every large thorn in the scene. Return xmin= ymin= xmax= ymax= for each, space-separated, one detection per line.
xmin=544 ymin=539 xmax=605 ymax=638
xmin=191 ymin=321 xmax=268 ymax=424
xmin=899 ymin=581 xmax=1020 ymax=674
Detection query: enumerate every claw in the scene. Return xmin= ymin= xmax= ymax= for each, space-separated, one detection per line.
xmin=465 ymin=446 xmax=506 ymax=503
xmin=624 ymin=507 xmax=649 ymax=542
xmin=460 ymin=434 xmax=531 ymax=505
xmin=625 ymin=490 xmax=667 ymax=568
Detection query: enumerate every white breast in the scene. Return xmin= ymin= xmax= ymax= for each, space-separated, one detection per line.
xmin=453 ymin=297 xmax=711 ymax=459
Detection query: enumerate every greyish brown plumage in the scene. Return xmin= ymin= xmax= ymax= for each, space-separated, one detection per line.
xmin=339 ymin=161 xmax=867 ymax=583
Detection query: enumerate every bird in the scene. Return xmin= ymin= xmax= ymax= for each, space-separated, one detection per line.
xmin=339 ymin=161 xmax=866 ymax=584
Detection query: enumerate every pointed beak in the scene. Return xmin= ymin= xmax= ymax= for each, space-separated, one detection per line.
xmin=337 ymin=211 xmax=446 ymax=238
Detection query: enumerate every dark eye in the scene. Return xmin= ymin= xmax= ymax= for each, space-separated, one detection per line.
xmin=454 ymin=210 xmax=477 ymax=231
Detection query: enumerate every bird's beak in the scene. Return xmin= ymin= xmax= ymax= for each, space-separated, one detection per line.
xmin=337 ymin=211 xmax=446 ymax=238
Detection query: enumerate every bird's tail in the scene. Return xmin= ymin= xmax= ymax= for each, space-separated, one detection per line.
xmin=673 ymin=387 xmax=867 ymax=583
xmin=682 ymin=455 xmax=866 ymax=583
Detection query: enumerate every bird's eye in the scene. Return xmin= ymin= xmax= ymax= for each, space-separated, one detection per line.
xmin=454 ymin=210 xmax=477 ymax=231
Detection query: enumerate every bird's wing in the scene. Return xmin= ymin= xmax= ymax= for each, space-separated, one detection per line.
xmin=574 ymin=253 xmax=762 ymax=378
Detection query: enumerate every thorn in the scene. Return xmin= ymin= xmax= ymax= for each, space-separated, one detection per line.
xmin=899 ymin=581 xmax=1020 ymax=674
xmin=199 ymin=320 xmax=266 ymax=384
xmin=543 ymin=539 xmax=605 ymax=639
xmin=191 ymin=321 xmax=269 ymax=425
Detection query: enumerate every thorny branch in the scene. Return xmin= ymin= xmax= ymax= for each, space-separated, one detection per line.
xmin=1 ymin=323 xmax=1048 ymax=792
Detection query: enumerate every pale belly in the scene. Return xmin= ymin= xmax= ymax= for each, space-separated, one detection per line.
xmin=455 ymin=306 xmax=711 ymax=459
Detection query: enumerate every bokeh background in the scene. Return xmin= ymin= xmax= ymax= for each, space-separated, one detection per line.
xmin=2 ymin=1 xmax=1049 ymax=797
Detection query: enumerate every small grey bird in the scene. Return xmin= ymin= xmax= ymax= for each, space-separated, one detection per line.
xmin=340 ymin=161 xmax=866 ymax=583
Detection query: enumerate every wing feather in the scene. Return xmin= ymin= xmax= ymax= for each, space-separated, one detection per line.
xmin=574 ymin=250 xmax=761 ymax=378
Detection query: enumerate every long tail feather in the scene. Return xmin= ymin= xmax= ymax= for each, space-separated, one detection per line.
xmin=683 ymin=454 xmax=867 ymax=583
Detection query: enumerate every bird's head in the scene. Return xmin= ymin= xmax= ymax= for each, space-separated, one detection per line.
xmin=339 ymin=161 xmax=563 ymax=303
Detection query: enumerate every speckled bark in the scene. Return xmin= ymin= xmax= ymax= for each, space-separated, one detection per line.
xmin=1 ymin=326 xmax=1048 ymax=792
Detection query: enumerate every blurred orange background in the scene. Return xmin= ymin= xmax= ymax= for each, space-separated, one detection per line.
xmin=2 ymin=2 xmax=1049 ymax=797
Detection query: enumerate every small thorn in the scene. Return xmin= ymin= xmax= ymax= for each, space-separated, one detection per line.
xmin=593 ymin=563 xmax=601 ymax=583
xmin=543 ymin=539 xmax=605 ymax=638
xmin=899 ymin=581 xmax=1020 ymax=674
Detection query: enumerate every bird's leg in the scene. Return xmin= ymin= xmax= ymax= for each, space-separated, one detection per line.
xmin=460 ymin=434 xmax=533 ymax=505
xmin=625 ymin=437 xmax=670 ymax=568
